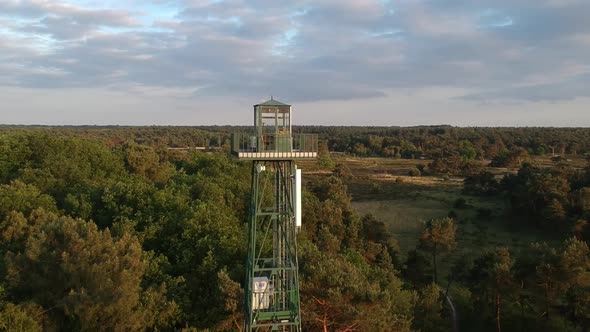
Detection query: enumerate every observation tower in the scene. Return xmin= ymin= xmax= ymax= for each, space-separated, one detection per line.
xmin=231 ymin=98 xmax=318 ymax=331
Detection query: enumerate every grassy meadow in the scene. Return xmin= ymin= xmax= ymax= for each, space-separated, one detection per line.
xmin=305 ymin=155 xmax=569 ymax=273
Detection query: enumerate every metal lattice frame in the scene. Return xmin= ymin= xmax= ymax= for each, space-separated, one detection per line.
xmin=244 ymin=160 xmax=301 ymax=331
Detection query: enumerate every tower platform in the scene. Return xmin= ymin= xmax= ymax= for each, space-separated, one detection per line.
xmin=231 ymin=132 xmax=318 ymax=160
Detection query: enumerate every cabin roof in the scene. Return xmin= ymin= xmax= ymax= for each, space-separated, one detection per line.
xmin=254 ymin=98 xmax=291 ymax=107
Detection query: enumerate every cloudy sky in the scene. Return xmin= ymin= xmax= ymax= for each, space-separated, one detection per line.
xmin=1 ymin=0 xmax=589 ymax=126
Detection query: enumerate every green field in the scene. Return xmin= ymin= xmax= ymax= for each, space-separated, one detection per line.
xmin=341 ymin=157 xmax=561 ymax=266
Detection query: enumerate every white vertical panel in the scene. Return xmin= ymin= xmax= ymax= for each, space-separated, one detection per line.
xmin=295 ymin=167 xmax=302 ymax=230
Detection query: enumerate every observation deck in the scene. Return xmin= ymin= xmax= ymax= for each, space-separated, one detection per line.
xmin=231 ymin=98 xmax=318 ymax=160
xmin=231 ymin=132 xmax=318 ymax=159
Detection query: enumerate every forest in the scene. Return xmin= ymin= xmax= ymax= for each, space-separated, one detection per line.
xmin=0 ymin=126 xmax=589 ymax=331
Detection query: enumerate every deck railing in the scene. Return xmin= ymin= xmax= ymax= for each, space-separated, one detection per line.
xmin=231 ymin=133 xmax=318 ymax=155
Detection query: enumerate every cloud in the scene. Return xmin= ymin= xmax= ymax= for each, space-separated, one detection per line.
xmin=0 ymin=0 xmax=589 ymax=125
xmin=0 ymin=0 xmax=138 ymax=26
xmin=460 ymin=74 xmax=590 ymax=102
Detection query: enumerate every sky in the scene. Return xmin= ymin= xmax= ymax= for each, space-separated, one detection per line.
xmin=1 ymin=0 xmax=589 ymax=126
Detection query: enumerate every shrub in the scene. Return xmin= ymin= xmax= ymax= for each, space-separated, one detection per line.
xmin=408 ymin=168 xmax=421 ymax=177
xmin=490 ymin=147 xmax=529 ymax=168
xmin=463 ymin=171 xmax=499 ymax=196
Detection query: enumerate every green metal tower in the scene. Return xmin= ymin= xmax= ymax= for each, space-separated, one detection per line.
xmin=231 ymin=99 xmax=318 ymax=331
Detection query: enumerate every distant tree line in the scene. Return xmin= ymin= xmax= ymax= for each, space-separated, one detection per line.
xmin=2 ymin=125 xmax=589 ymax=160
xmin=300 ymin=126 xmax=590 ymax=160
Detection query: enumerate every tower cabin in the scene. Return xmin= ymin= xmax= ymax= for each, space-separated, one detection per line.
xmin=231 ymin=98 xmax=318 ymax=159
